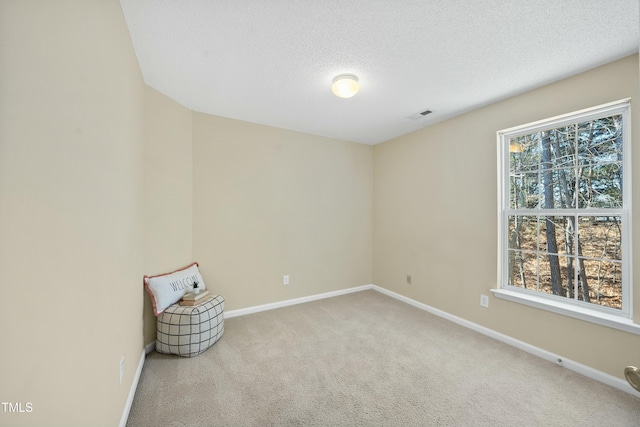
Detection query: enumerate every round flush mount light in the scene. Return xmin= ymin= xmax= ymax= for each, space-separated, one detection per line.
xmin=332 ymin=74 xmax=359 ymax=98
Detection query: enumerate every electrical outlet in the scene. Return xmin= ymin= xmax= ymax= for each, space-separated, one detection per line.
xmin=283 ymin=275 xmax=289 ymax=285
xmin=480 ymin=294 xmax=489 ymax=308
xmin=406 ymin=274 xmax=412 ymax=284
xmin=119 ymin=357 xmax=125 ymax=384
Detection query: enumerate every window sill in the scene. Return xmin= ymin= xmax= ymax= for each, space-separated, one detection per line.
xmin=491 ymin=288 xmax=640 ymax=336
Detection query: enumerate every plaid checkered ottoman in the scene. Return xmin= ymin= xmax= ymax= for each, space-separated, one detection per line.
xmin=156 ymin=295 xmax=225 ymax=357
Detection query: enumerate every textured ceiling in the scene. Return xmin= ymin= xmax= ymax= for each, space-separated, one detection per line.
xmin=120 ymin=0 xmax=639 ymax=145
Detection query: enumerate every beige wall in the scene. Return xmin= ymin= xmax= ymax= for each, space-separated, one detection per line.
xmin=0 ymin=1 xmax=146 ymax=426
xmin=373 ymin=54 xmax=640 ymax=380
xmin=142 ymin=86 xmax=193 ymax=346
xmin=192 ymin=114 xmax=373 ymax=310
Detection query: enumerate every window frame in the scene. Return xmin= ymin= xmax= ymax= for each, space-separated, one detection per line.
xmin=494 ymin=98 xmax=637 ymax=334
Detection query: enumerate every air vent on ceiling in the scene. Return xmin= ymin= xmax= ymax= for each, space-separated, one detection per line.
xmin=406 ymin=109 xmax=433 ymax=120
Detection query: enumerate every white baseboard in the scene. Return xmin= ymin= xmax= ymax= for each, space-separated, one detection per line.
xmin=144 ymin=341 xmax=155 ymax=354
xmin=224 ymin=284 xmax=374 ymax=318
xmin=119 ymin=348 xmax=146 ymax=427
xmin=371 ymin=284 xmax=638 ymax=397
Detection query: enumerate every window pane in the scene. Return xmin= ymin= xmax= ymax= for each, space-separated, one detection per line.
xmin=540 ymin=168 xmax=575 ymax=209
xmin=577 ymin=162 xmax=622 ymax=208
xmin=581 ymin=258 xmax=622 ymax=310
xmin=578 ymin=216 xmax=622 ymax=260
xmin=508 ymin=216 xmax=537 ymax=251
xmin=577 ymin=115 xmax=622 ymax=162
xmin=509 ymin=172 xmax=539 ymax=209
xmin=538 ymin=254 xmax=571 ymax=297
xmin=510 ymin=135 xmax=539 ymax=173
xmin=548 ymin=126 xmax=576 ymax=169
xmin=539 ymin=216 xmax=572 ymax=255
xmin=508 ymin=250 xmax=537 ymax=290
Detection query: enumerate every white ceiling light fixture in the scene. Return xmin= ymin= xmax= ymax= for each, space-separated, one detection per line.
xmin=331 ymin=74 xmax=359 ymax=98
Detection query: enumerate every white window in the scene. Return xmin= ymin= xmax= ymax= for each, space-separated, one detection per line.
xmin=495 ymin=99 xmax=635 ymax=331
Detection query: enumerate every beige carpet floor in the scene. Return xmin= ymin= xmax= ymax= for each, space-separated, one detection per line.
xmin=126 ymin=290 xmax=640 ymax=426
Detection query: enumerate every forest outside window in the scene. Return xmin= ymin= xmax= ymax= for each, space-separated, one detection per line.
xmin=496 ymin=99 xmax=633 ymax=327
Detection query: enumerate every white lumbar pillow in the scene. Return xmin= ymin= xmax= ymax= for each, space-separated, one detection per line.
xmin=144 ymin=262 xmax=207 ymax=315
